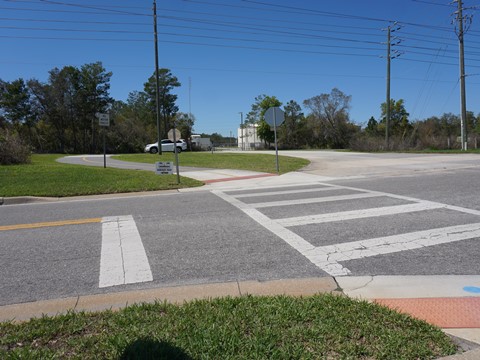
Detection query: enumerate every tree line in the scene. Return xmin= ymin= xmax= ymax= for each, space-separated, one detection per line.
xmin=0 ymin=62 xmax=193 ymax=159
xmin=246 ymin=89 xmax=480 ymax=151
xmin=2 ymin=62 xmax=480 ymax=165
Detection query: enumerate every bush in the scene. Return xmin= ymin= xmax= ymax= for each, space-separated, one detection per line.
xmin=0 ymin=129 xmax=31 ymax=165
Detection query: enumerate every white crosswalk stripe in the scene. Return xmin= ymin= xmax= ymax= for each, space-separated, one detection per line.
xmin=276 ymin=202 xmax=446 ymax=227
xmin=232 ymin=186 xmax=340 ymax=198
xmin=250 ymin=192 xmax=383 ymax=209
xmin=99 ymin=215 xmax=153 ymax=288
xmin=214 ymin=183 xmax=480 ymax=277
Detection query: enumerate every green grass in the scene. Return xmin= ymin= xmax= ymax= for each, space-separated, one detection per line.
xmin=113 ymin=152 xmax=310 ymax=174
xmin=0 ymin=154 xmax=203 ymax=197
xmin=0 ymin=294 xmax=457 ymax=359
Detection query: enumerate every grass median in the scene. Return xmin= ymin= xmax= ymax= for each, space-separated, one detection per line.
xmin=1 ymin=152 xmax=309 ymax=198
xmin=0 ymin=154 xmax=203 ymax=198
xmin=0 ymin=294 xmax=457 ymax=359
xmin=113 ymin=152 xmax=310 ymax=174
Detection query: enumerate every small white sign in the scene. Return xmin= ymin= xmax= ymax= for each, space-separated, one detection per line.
xmin=96 ymin=113 xmax=110 ymax=127
xmin=155 ymin=161 xmax=173 ymax=175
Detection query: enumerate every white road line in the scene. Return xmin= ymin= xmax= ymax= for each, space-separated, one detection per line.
xmin=277 ymin=202 xmax=445 ymax=227
xmin=213 ymin=190 xmax=352 ymax=276
xmin=213 ymin=191 xmax=315 ymax=252
xmin=316 ymin=182 xmax=480 ymax=217
xmin=215 ymin=183 xmax=480 ymax=277
xmin=308 ymin=222 xmax=480 ymax=276
xmin=231 ymin=186 xmax=339 ymax=199
xmin=250 ymin=192 xmax=383 ymax=209
xmin=99 ymin=215 xmax=153 ymax=288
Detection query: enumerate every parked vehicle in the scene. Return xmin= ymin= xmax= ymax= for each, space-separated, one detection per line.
xmin=144 ymin=139 xmax=187 ymax=154
xmin=191 ymin=135 xmax=212 ymax=151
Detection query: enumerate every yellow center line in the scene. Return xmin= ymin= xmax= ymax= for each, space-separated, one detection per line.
xmin=0 ymin=218 xmax=103 ymax=231
xmin=81 ymin=156 xmax=99 ymax=164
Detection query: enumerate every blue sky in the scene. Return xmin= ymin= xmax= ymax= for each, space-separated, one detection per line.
xmin=1 ymin=0 xmax=480 ymax=136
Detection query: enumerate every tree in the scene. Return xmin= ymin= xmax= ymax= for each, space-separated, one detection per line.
xmin=120 ymin=90 xmax=156 ymax=141
xmin=106 ymin=100 xmax=148 ymax=153
xmin=365 ymin=116 xmax=379 ymax=136
xmin=380 ymin=98 xmax=411 ymax=139
xmin=246 ymin=94 xmax=282 ymax=147
xmin=143 ymin=68 xmax=181 ymax=139
xmin=210 ymin=132 xmax=224 ymax=144
xmin=0 ymin=78 xmax=32 ymax=127
xmin=174 ymin=112 xmax=195 ymax=141
xmin=303 ymin=88 xmax=354 ymax=148
xmin=0 ymin=78 xmax=39 ymax=147
xmin=27 ymin=62 xmax=112 ymax=153
xmin=280 ymin=100 xmax=304 ymax=148
xmin=78 ymin=62 xmax=113 ymax=153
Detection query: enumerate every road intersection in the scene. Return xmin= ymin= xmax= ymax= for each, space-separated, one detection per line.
xmin=1 ymin=150 xmax=480 ymax=350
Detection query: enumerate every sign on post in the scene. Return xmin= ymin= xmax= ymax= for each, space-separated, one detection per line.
xmin=96 ymin=113 xmax=110 ymax=168
xmin=168 ymin=129 xmax=181 ymax=141
xmin=96 ymin=113 xmax=110 ymax=127
xmin=264 ymin=107 xmax=284 ymax=174
xmin=264 ymin=107 xmax=285 ymax=128
xmin=155 ymin=161 xmax=173 ymax=175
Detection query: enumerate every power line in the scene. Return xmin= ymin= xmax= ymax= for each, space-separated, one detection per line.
xmin=1 ymin=59 xmax=472 ymax=84
xmin=0 ymin=0 xmax=146 ymax=9
xmin=0 ymin=5 xmax=149 ymax=16
xmin=411 ymin=0 xmax=455 ymax=8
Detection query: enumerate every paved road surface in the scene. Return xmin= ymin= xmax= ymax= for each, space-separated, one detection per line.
xmin=3 ymin=150 xmax=480 ymax=350
xmin=1 ymin=151 xmax=479 ymax=304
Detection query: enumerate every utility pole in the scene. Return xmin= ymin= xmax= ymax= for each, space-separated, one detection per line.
xmin=153 ymin=0 xmax=162 ymax=155
xmin=386 ymin=25 xmax=391 ymax=150
xmin=383 ymin=22 xmax=402 ymax=150
xmin=239 ymin=112 xmax=244 ymax=150
xmin=456 ymin=0 xmax=468 ymax=151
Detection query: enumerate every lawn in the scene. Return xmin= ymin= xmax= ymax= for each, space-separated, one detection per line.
xmin=0 ymin=154 xmax=203 ymax=197
xmin=0 ymin=294 xmax=457 ymax=359
xmin=113 ymin=152 xmax=310 ymax=174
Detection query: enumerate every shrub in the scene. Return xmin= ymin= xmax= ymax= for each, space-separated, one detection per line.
xmin=0 ymin=129 xmax=31 ymax=165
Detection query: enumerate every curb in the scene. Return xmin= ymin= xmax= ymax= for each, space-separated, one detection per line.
xmin=1 ymin=196 xmax=59 ymax=206
xmin=0 ymin=277 xmax=339 ymax=323
xmin=439 ymin=348 xmax=480 ymax=359
xmin=0 ymin=190 xmax=182 ymax=206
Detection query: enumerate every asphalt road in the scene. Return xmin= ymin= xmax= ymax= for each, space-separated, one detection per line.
xmin=1 ymin=151 xmax=480 ymax=307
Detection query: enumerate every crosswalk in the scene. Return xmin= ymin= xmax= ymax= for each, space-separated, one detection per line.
xmin=213 ymin=183 xmax=480 ymax=276
xmin=99 ymin=215 xmax=153 ymax=288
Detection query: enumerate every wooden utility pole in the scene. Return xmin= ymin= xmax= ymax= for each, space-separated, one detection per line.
xmin=153 ymin=0 xmax=162 ymax=154
xmin=456 ymin=0 xmax=468 ymax=151
xmin=386 ymin=26 xmax=391 ymax=150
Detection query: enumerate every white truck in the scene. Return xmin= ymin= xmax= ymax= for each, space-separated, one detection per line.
xmin=191 ymin=135 xmax=212 ymax=151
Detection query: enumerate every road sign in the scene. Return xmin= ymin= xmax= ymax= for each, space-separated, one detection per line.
xmin=264 ymin=107 xmax=285 ymax=128
xmin=155 ymin=161 xmax=173 ymax=175
xmin=264 ymin=107 xmax=284 ymax=174
xmin=168 ymin=129 xmax=181 ymax=141
xmin=96 ymin=113 xmax=110 ymax=127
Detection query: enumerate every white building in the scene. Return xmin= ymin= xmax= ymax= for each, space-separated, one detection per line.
xmin=238 ymin=124 xmax=262 ymax=150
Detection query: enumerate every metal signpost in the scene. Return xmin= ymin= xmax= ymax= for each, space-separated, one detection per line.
xmin=96 ymin=113 xmax=110 ymax=168
xmin=168 ymin=127 xmax=181 ymax=184
xmin=264 ymin=107 xmax=285 ymax=174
